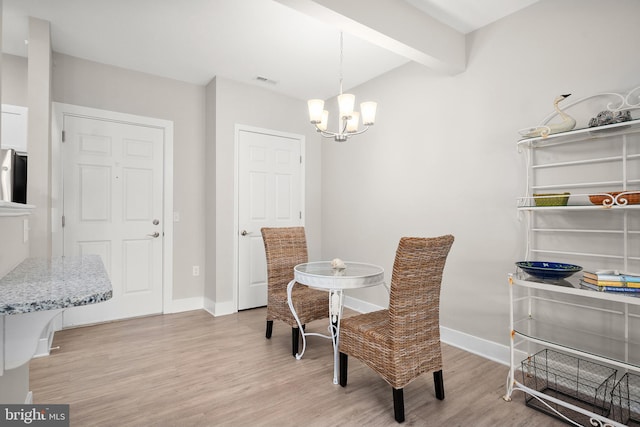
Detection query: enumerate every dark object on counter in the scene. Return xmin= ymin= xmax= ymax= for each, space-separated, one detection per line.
xmin=588 ymin=110 xmax=632 ymax=127
xmin=0 ymin=148 xmax=28 ymax=204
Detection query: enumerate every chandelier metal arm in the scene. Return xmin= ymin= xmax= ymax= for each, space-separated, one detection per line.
xmin=340 ymin=117 xmax=349 ymax=135
xmin=314 ymin=124 xmax=371 ymax=142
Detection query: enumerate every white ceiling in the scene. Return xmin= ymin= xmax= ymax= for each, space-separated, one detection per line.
xmin=405 ymin=0 xmax=539 ymax=34
xmin=2 ymin=0 xmax=538 ymax=101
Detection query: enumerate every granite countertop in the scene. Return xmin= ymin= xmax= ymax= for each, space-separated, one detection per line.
xmin=0 ymin=255 xmax=112 ymax=315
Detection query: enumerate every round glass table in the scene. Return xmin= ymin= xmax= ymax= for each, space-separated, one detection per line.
xmin=287 ymin=261 xmax=385 ymax=384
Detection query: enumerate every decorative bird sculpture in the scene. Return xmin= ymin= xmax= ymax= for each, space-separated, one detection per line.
xmin=521 ymin=94 xmax=577 ymax=138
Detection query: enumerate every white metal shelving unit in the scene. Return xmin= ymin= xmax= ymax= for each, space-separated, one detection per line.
xmin=504 ymin=118 xmax=640 ymax=427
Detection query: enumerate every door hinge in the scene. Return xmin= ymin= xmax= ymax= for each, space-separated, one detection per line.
xmin=300 ymin=155 xmax=302 ymax=164
xmin=62 ymin=215 xmax=65 ymax=228
xmin=299 ymin=211 xmax=302 ymax=219
xmin=62 ymin=130 xmax=66 ymax=142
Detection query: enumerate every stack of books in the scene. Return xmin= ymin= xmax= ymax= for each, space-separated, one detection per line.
xmin=580 ymin=271 xmax=640 ymax=293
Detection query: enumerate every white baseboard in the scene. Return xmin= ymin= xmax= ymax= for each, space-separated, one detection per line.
xmin=202 ymin=297 xmax=236 ymax=317
xmin=203 ymin=297 xmax=216 ymax=316
xmin=213 ymin=300 xmax=236 ymax=316
xmin=440 ymin=326 xmax=523 ymax=366
xmin=343 ymin=296 xmax=525 ymax=366
xmin=165 ymin=297 xmax=204 ymax=314
xmin=343 ymin=295 xmax=385 ymax=314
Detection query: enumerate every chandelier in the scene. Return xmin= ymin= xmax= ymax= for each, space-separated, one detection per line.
xmin=307 ymin=32 xmax=377 ymax=142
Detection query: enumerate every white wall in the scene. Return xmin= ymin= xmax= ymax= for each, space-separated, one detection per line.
xmin=52 ymin=53 xmax=206 ymax=302
xmin=1 ymin=54 xmax=27 ymax=106
xmin=205 ymin=76 xmax=322 ymax=314
xmin=27 ymin=17 xmax=52 ymax=259
xmin=321 ymin=0 xmax=640 ymax=346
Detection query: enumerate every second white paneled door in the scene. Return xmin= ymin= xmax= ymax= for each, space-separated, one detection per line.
xmin=237 ymin=127 xmax=304 ymax=310
xmin=61 ymin=115 xmax=165 ymax=327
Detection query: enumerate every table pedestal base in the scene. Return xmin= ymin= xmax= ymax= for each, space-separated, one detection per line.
xmin=287 ymin=281 xmax=344 ymax=384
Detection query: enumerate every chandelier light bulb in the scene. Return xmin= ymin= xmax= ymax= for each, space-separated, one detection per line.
xmin=318 ymin=110 xmax=329 ymax=131
xmin=307 ymin=99 xmax=325 ymax=124
xmin=360 ymin=101 xmax=377 ymax=126
xmin=346 ymin=112 xmax=360 ymax=132
xmin=338 ymin=93 xmax=355 ymax=119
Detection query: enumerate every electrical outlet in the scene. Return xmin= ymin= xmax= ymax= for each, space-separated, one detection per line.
xmin=192 ymin=265 xmax=200 ymax=276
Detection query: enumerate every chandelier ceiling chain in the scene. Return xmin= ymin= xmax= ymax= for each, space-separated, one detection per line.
xmin=307 ymin=31 xmax=378 ymax=142
xmin=339 ymin=32 xmax=344 ymax=96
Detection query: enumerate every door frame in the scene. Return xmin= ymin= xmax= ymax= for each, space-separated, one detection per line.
xmin=233 ymin=124 xmax=305 ymax=312
xmin=51 ymin=102 xmax=174 ymax=314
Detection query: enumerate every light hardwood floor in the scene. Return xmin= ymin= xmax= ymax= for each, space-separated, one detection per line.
xmin=29 ymin=309 xmax=564 ymax=426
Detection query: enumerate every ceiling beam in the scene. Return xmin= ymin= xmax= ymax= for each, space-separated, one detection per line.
xmin=274 ymin=0 xmax=466 ymax=75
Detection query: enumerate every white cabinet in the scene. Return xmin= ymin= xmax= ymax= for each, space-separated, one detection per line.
xmin=504 ymin=119 xmax=640 ymax=426
xmin=1 ymin=104 xmax=28 ymax=153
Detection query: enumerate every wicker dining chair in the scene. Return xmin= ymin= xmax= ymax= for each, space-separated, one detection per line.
xmin=261 ymin=227 xmax=329 ymax=357
xmin=338 ymin=235 xmax=455 ymax=423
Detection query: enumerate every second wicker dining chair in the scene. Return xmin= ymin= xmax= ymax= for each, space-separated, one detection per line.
xmin=261 ymin=227 xmax=329 ymax=357
xmin=338 ymin=235 xmax=455 ymax=423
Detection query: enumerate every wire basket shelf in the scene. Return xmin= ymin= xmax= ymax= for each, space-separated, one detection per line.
xmin=521 ymin=349 xmax=617 ymax=423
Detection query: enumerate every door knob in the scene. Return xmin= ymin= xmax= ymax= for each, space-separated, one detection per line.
xmin=147 ymin=232 xmax=160 ymax=238
xmin=241 ymin=230 xmax=251 ymax=236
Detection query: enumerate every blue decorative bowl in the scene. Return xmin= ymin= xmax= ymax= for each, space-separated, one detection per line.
xmin=515 ymin=261 xmax=582 ymax=281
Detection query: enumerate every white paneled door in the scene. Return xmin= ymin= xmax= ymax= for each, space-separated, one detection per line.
xmin=237 ymin=128 xmax=304 ymax=310
xmin=61 ymin=115 xmax=164 ymax=327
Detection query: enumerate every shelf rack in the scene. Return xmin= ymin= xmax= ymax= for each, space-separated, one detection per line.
xmin=505 ymin=115 xmax=640 ymax=426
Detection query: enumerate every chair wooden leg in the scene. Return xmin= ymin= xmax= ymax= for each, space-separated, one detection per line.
xmin=434 ymin=369 xmax=445 ymax=400
xmin=339 ymin=352 xmax=348 ymax=387
xmin=289 ymin=325 xmax=306 ymax=356
xmin=292 ymin=327 xmax=299 ymax=357
xmin=392 ymin=387 xmax=405 ymax=423
xmin=265 ymin=320 xmax=273 ymax=339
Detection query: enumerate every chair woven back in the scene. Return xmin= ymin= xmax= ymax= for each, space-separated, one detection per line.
xmin=261 ymin=227 xmax=308 ymax=295
xmin=388 ymin=235 xmax=454 ymax=365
